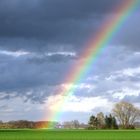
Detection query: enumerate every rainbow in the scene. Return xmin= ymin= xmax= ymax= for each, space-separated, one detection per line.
xmin=45 ymin=0 xmax=140 ymax=128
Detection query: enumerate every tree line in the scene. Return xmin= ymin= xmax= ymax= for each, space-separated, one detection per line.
xmin=0 ymin=121 xmax=56 ymax=129
xmin=88 ymin=113 xmax=118 ymax=129
xmin=0 ymin=101 xmax=140 ymax=129
xmin=0 ymin=120 xmax=87 ymax=129
xmin=88 ymin=101 xmax=140 ymax=129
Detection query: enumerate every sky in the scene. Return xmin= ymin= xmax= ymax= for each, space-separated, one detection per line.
xmin=0 ymin=0 xmax=140 ymax=123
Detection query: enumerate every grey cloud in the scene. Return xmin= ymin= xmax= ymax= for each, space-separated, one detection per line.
xmin=123 ymin=94 xmax=140 ymax=103
xmin=0 ymin=0 xmax=139 ymax=54
xmin=0 ymin=53 xmax=72 ymax=92
xmin=1 ymin=44 xmax=140 ymax=104
xmin=0 ymin=105 xmax=9 ymax=110
xmin=0 ymin=0 xmax=122 ymax=50
xmin=113 ymin=12 xmax=140 ymax=50
xmin=28 ymin=53 xmax=77 ymax=64
xmin=0 ymin=0 xmax=140 ymax=105
xmin=0 ymin=83 xmax=66 ymax=104
xmin=0 ymin=0 xmax=140 ymax=122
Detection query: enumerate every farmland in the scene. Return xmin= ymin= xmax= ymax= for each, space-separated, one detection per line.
xmin=0 ymin=129 xmax=140 ymax=140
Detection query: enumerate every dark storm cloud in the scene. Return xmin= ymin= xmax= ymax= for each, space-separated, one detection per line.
xmin=0 ymin=0 xmax=140 ymax=105
xmin=0 ymin=53 xmax=74 ymax=92
xmin=0 ymin=0 xmax=139 ymax=52
xmin=0 ymin=0 xmax=122 ymax=51
xmin=0 ymin=52 xmax=74 ymax=103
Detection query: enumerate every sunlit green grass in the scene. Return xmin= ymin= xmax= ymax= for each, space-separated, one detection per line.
xmin=0 ymin=129 xmax=140 ymax=140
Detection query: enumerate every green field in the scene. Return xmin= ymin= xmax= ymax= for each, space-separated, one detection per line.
xmin=0 ymin=129 xmax=140 ymax=140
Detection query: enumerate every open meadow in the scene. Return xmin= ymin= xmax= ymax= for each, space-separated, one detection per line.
xmin=0 ymin=129 xmax=140 ymax=140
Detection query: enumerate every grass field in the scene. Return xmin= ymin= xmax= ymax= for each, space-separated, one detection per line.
xmin=0 ymin=129 xmax=140 ymax=140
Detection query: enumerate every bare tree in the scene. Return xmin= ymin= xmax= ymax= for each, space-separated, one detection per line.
xmin=97 ymin=112 xmax=105 ymax=128
xmin=112 ymin=101 xmax=140 ymax=128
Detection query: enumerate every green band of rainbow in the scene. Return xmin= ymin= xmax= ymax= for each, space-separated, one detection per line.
xmin=45 ymin=0 xmax=140 ymax=128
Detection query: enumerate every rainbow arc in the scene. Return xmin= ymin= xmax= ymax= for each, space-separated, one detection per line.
xmin=44 ymin=0 xmax=140 ymax=128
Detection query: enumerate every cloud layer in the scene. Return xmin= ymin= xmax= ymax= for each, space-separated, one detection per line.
xmin=0 ymin=0 xmax=140 ymax=122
